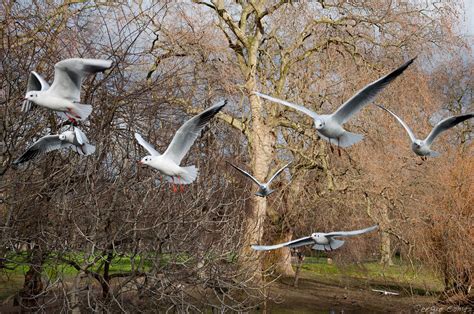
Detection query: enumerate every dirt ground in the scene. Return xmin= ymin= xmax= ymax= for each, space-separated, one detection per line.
xmin=265 ymin=275 xmax=438 ymax=313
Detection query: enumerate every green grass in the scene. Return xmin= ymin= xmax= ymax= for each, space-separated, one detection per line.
xmin=1 ymin=252 xmax=154 ymax=278
xmin=298 ymin=256 xmax=443 ymax=293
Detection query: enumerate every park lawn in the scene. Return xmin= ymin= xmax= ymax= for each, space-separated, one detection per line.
xmin=298 ymin=256 xmax=443 ymax=294
xmin=1 ymin=253 xmax=444 ymax=303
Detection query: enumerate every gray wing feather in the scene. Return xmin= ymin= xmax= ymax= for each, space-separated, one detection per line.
xmin=377 ymin=105 xmax=416 ymax=142
xmin=227 ymin=162 xmax=262 ymax=186
xmin=254 ymin=92 xmax=319 ymax=119
xmin=14 ymin=135 xmax=65 ymax=164
xmin=48 ymin=58 xmax=112 ymax=101
xmin=135 ymin=133 xmax=160 ymax=156
xmin=424 ymin=113 xmax=474 ymax=145
xmin=332 ymin=58 xmax=415 ymax=124
xmin=74 ymin=127 xmax=88 ymax=145
xmin=251 ymin=236 xmax=314 ymax=251
xmin=325 ymin=225 xmax=378 ymax=238
xmin=163 ymin=101 xmax=226 ymax=164
xmin=267 ymin=162 xmax=292 ymax=184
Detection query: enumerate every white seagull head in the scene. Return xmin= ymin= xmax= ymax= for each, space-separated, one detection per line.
xmin=413 ymin=139 xmax=423 ymax=148
xmin=314 ymin=118 xmax=325 ymax=130
xmin=24 ymin=90 xmax=41 ymax=101
xmin=139 ymin=155 xmax=154 ymax=165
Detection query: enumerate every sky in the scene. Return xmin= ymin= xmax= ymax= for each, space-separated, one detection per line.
xmin=462 ymin=0 xmax=474 ymax=35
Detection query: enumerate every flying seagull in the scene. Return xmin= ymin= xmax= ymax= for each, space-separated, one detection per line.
xmin=136 ymin=101 xmax=226 ymax=188
xmin=13 ymin=127 xmax=95 ymax=164
xmin=377 ymin=105 xmax=474 ymax=157
xmin=254 ymin=58 xmax=415 ymax=148
xmin=23 ymin=58 xmax=113 ymax=122
xmin=251 ymin=225 xmax=378 ymax=251
xmin=371 ymin=289 xmax=400 ymax=296
xmin=227 ymin=161 xmax=292 ymax=197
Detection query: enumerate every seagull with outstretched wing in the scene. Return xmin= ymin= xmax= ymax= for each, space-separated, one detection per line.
xmin=254 ymin=58 xmax=415 ymax=148
xmin=13 ymin=127 xmax=95 ymax=165
xmin=136 ymin=101 xmax=226 ymax=189
xmin=377 ymin=105 xmax=473 ymax=158
xmin=252 ymin=225 xmax=378 ymax=251
xmin=23 ymin=58 xmax=113 ymax=122
xmin=371 ymin=289 xmax=400 ymax=296
xmin=227 ymin=161 xmax=292 ymax=197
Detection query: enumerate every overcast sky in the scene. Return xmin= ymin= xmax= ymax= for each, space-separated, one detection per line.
xmin=462 ymin=1 xmax=474 ymax=35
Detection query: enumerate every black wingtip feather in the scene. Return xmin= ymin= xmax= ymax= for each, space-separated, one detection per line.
xmin=226 ymin=161 xmax=239 ymax=170
xmin=13 ymin=147 xmax=41 ymax=165
xmin=83 ymin=60 xmax=113 ymax=73
xmin=375 ymin=104 xmax=389 ymax=111
xmin=385 ymin=57 xmax=416 ymax=81
xmin=196 ymin=101 xmax=227 ymax=128
xmin=452 ymin=113 xmax=474 ymax=125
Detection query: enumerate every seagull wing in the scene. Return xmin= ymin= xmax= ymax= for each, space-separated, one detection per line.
xmin=424 ymin=113 xmax=474 ymax=145
xmin=27 ymin=71 xmax=50 ymax=92
xmin=23 ymin=71 xmax=50 ymax=112
xmin=325 ymin=225 xmax=378 ymax=238
xmin=254 ymin=92 xmax=319 ymax=119
xmin=267 ymin=162 xmax=292 ymax=184
xmin=13 ymin=135 xmax=66 ymax=164
xmin=332 ymin=58 xmax=415 ymax=124
xmin=251 ymin=236 xmax=314 ymax=251
xmin=162 ymin=101 xmax=226 ymax=164
xmin=376 ymin=105 xmax=416 ymax=142
xmin=135 ymin=133 xmax=160 ymax=156
xmin=48 ymin=58 xmax=112 ymax=101
xmin=227 ymin=161 xmax=262 ymax=186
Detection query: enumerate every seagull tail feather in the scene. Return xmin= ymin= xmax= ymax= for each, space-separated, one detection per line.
xmin=81 ymin=143 xmax=96 ymax=155
xmin=72 ymin=103 xmax=93 ymax=121
xmin=176 ymin=165 xmax=198 ymax=185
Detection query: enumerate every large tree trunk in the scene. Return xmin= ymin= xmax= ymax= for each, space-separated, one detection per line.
xmin=237 ymin=29 xmax=279 ymax=278
xmin=365 ymin=194 xmax=393 ymax=266
xmin=380 ymin=230 xmax=393 ymax=266
xmin=201 ymin=1 xmax=294 ymax=277
xmin=16 ymin=245 xmax=45 ymax=310
xmin=264 ymin=171 xmax=309 ymax=277
xmin=264 ymin=231 xmax=295 ymax=276
xmin=379 ymin=206 xmax=393 ymax=266
xmin=239 ymin=91 xmax=275 ymax=277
